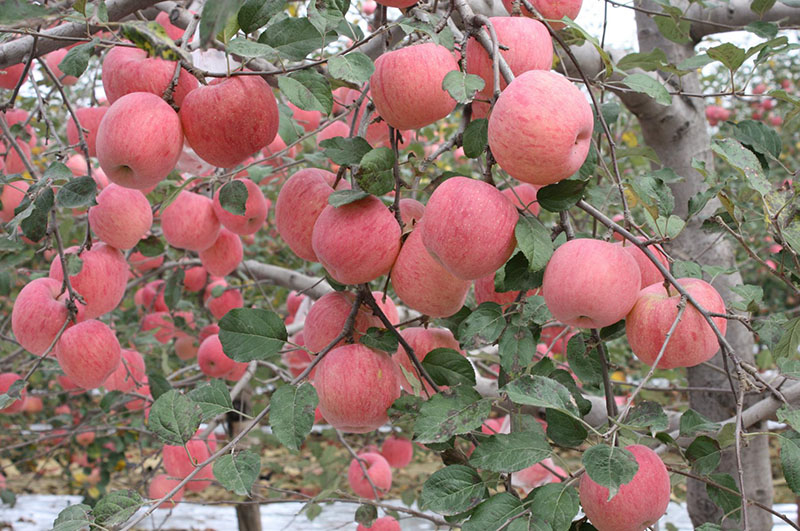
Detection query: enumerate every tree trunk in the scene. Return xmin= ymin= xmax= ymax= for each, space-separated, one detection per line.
xmin=633 ymin=2 xmax=774 ymax=528
xmin=229 ymin=390 xmax=262 ymax=531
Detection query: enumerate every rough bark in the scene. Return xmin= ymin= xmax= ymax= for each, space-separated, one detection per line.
xmin=634 ymin=2 xmax=773 ymax=528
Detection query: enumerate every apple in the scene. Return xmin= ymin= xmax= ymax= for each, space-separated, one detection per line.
xmin=357 ymin=516 xmax=400 ymax=531
xmin=162 ymin=430 xmax=217 ymax=491
xmin=183 ymin=266 xmax=208 ymax=292
xmin=579 ymin=444 xmax=670 ymax=531
xmin=204 ymin=279 xmax=243 ymax=320
xmin=198 ymin=228 xmax=244 ymax=277
xmin=101 ymin=46 xmax=198 ymax=106
xmin=66 ymin=106 xmax=108 ymax=157
xmin=373 ymin=291 xmax=399 ymax=325
xmin=104 ymin=349 xmax=146 ymax=393
xmin=180 ymin=75 xmax=279 ymax=168
xmin=312 ymin=195 xmax=401 ymax=285
xmin=393 ymin=326 xmax=464 ymax=394
xmin=501 ymin=183 xmax=540 ymax=216
xmin=1 ymin=180 xmax=30 ymax=222
xmin=512 ymin=458 xmax=564 ymax=494
xmin=466 ymin=17 xmax=552 ymax=98
xmin=539 ymin=325 xmax=574 ymax=355
xmin=0 ymin=373 xmax=26 ymax=413
xmin=199 ymin=324 xmax=221 ymax=342
xmin=155 ymin=11 xmax=188 ymax=41
xmin=275 ymin=168 xmax=349 ymax=261
xmin=313 ymin=343 xmax=401 ymax=433
xmin=501 ymin=0 xmax=583 ymax=29
xmin=49 ymin=243 xmax=129 ymax=322
xmin=129 ymin=250 xmax=164 ymax=272
xmin=625 ymin=277 xmax=727 ymax=368
xmin=347 ymin=452 xmax=392 ymax=498
xmin=160 ymin=191 xmax=221 ymax=251
xmin=753 ymin=82 xmax=767 ymax=94
xmin=615 ymin=239 xmax=670 ymax=289
xmin=174 ymin=334 xmax=199 ymax=360
xmin=398 ymin=197 xmax=425 ymax=227
xmin=75 ymin=430 xmax=95 ymax=446
xmin=488 ymin=70 xmax=593 ymax=186
xmin=381 ymin=436 xmax=413 ymax=468
xmin=287 ymin=102 xmax=322 ymax=133
xmin=55 ymin=319 xmax=121 ymax=389
xmin=44 ymin=49 xmax=78 ymax=85
xmin=343 ymin=89 xmax=392 ymax=147
xmin=542 ymin=238 xmax=641 ymax=328
xmin=142 ymin=311 xmax=194 ymax=344
xmin=420 ymin=176 xmax=518 ymax=280
xmin=303 ymin=291 xmax=382 ymax=353
xmin=88 ymin=184 xmax=153 ymax=249
xmin=134 ymin=280 xmax=168 ymax=313
xmin=149 ymin=473 xmax=185 ymax=509
xmin=287 ymin=291 xmax=308 ymax=316
xmin=212 ymin=178 xmax=269 ymax=235
xmin=370 ymin=43 xmax=458 ymax=130
xmin=0 ymin=63 xmax=26 ymax=90
xmin=3 ymin=139 xmax=31 ymax=175
xmin=11 ymin=278 xmax=72 ymax=355
xmin=197 ymin=334 xmax=247 ymax=379
xmin=96 ymin=92 xmax=184 ymax=190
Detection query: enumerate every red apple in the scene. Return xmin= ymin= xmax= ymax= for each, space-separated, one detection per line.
xmin=381 ymin=436 xmax=413 ymax=468
xmin=89 ymin=184 xmax=153 ymax=249
xmin=55 ymin=319 xmax=121 ymax=389
xmin=348 ymin=452 xmax=393 ymax=498
xmin=393 ymin=327 xmax=464 ymax=394
xmin=198 ymin=228 xmax=243 ymax=277
xmin=101 ymin=46 xmax=198 ymax=106
xmin=160 ymin=191 xmax=221 ymax=252
xmin=303 ymin=291 xmax=381 ymax=353
xmin=212 ymin=178 xmax=269 ymax=235
xmin=66 ymin=106 xmax=108 ymax=157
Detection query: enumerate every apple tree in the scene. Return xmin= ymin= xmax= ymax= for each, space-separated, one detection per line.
xmin=0 ymin=0 xmax=799 ymax=530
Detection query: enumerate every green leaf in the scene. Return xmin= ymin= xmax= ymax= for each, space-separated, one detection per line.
xmin=677 ymin=53 xmax=714 ymax=71
xmin=259 ymin=16 xmax=337 ymax=61
xmin=218 ymin=180 xmax=248 ymax=216
xmin=213 ymin=450 xmax=261 ymax=495
xmin=712 ymin=139 xmax=770 ymax=197
xmin=458 ymin=302 xmax=505 ymax=349
xmin=147 ymin=390 xmax=202 ymax=445
xmin=780 ymin=430 xmax=800 ymax=495
xmin=218 ymin=308 xmax=288 ymax=362
xmin=751 ymin=0 xmax=777 ymax=17
xmin=355 ymin=503 xmax=378 ymax=526
xmin=238 ymin=0 xmax=285 ymax=33
xmin=162 ymin=268 xmax=184 ymax=310
xmin=616 ymin=49 xmax=667 ymax=72
xmin=319 ymin=136 xmax=372 ymax=166
xmin=564 ymin=334 xmax=601 ymax=387
xmin=498 ymin=325 xmax=536 ymax=375
xmin=227 ymin=38 xmax=279 ymax=58
xmin=58 ymin=40 xmax=95 ymax=78
xmin=625 ymin=401 xmax=669 ymax=433
xmin=422 ymin=348 xmax=476 ymax=387
xmin=687 ymin=435 xmax=721 ymax=475
xmin=278 ymin=70 xmax=332 ymax=115
xmin=537 ymin=180 xmax=587 ymax=212
xmin=582 ymin=444 xmax=639 ymax=499
xmin=328 ymin=52 xmax=374 ymax=84
xmin=643 ymin=211 xmax=685 ymax=240
xmin=328 ymin=189 xmax=369 ymax=207
xmin=462 ymin=118 xmax=488 ymax=159
xmin=733 ymin=119 xmax=781 ymax=159
xmin=745 ymin=21 xmax=778 ymax=39
xmin=419 ymin=465 xmax=488 ymax=515
xmin=706 ymin=473 xmax=741 ymax=521
xmin=199 ymin=0 xmax=243 ymax=48
xmin=359 ymin=327 xmax=399 ymax=352
xmin=469 ymin=428 xmax=551 ymax=473
xmin=413 ymin=387 xmax=492 ymax=444
xmin=442 ymin=71 xmax=485 ymax=104
xmin=629 ymin=173 xmax=674 ymax=217
xmin=146 ymin=371 xmax=172 ymax=400
xmin=269 ymin=382 xmax=318 ymax=451
xmin=0 ymin=0 xmax=50 ymax=23
xmin=774 ymin=317 xmax=800 ymax=359
xmin=621 ymin=73 xmax=672 ymax=106
xmin=57 ymin=176 xmax=97 ymax=208
xmin=462 ymin=492 xmax=526 ymax=531
xmin=503 ymin=375 xmax=579 ymax=416
xmin=497 ymin=253 xmax=544 ymax=294
xmin=679 ymin=409 xmax=721 ymax=437
xmin=188 ymin=379 xmax=235 ymax=422
xmin=707 ymin=43 xmax=746 ymax=72
xmin=52 ymin=504 xmax=92 ymax=531
xmin=526 ymin=482 xmax=580 ymax=531
xmin=93 ymin=490 xmax=143 ymax=527
xmin=19 ymin=187 xmax=54 ymax=242
xmin=653 ymin=12 xmax=691 ymax=44
xmin=515 ymin=215 xmax=553 ymax=273
xmin=778 ymin=406 xmax=800 ymax=432
xmin=356 ymin=147 xmax=394 ymax=195
xmin=135 ymin=234 xmax=164 ymax=257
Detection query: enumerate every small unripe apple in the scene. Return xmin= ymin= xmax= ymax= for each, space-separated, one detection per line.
xmin=347 ymin=452 xmax=392 ymax=498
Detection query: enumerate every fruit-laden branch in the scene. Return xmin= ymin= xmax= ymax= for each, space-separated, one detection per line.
xmin=0 ymin=0 xmax=163 ymax=69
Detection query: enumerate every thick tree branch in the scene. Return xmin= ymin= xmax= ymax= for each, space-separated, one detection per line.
xmin=689 ymin=0 xmax=800 ymax=40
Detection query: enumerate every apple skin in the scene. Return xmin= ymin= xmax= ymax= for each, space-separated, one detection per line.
xmin=174 ymin=334 xmax=199 ymax=361
xmin=134 ymin=280 xmax=168 ymax=313
xmin=512 ymin=458 xmax=564 ymax=495
xmin=104 ymin=349 xmax=146 ymax=393
xmin=501 ymin=183 xmax=540 ymax=216
xmin=287 ymin=102 xmax=322 ymax=133
xmin=626 ymin=278 xmax=727 ymax=369
xmin=88 ymin=184 xmax=153 ymax=250
xmin=303 ymin=292 xmax=381 ymax=353
xmin=381 ymin=436 xmax=413 ymax=468
xmin=373 ymin=291 xmax=399 ymax=325
xmin=466 ymin=17 xmax=552 ymax=98
xmin=180 ymin=76 xmax=279 ymax=168
xmin=0 ymin=63 xmax=26 ymax=90
xmin=542 ymin=238 xmax=641 ymax=329
xmin=96 ymin=92 xmax=184 ymax=191
xmin=357 ymin=516 xmax=401 ymax=531
xmin=347 ymin=452 xmax=393 ymax=498
xmin=212 ymin=178 xmax=269 ymax=235
xmin=474 ymin=272 xmax=538 ymax=306
xmin=420 ymin=176 xmax=518 ymax=280
xmin=398 ymin=198 xmax=425 ymax=227
xmin=101 ymin=46 xmax=198 ymax=106
xmin=197 ymin=334 xmax=247 ymax=379
xmin=204 ymin=279 xmax=243 ymax=320
xmin=45 ymin=49 xmax=78 ymax=85
xmin=198 ymin=228 xmax=244 ymax=277
xmin=49 ymin=243 xmax=130 ymax=322
xmin=162 ymin=431 xmax=217 ymax=492
xmin=55 ymin=319 xmax=121 ymax=389
xmin=149 ymin=473 xmax=185 ymax=509
xmin=161 ymin=191 xmax=221 ymax=252
xmin=275 ymin=168 xmax=349 ymax=261
xmin=155 ymin=11 xmax=188 ymax=41
xmin=391 ymin=229 xmax=471 ymax=318
xmin=0 ymin=373 xmax=26 ymax=413
xmin=539 ymin=325 xmax=574 ymax=355
xmin=313 ymin=343 xmax=401 ymax=433
xmin=312 ymin=195 xmax=401 ymax=285
xmin=3 ymin=139 xmax=31 ymax=175
xmin=183 ymin=266 xmax=208 ymax=292
xmin=1 ymin=180 xmax=30 ymax=223
xmin=501 ymin=0 xmax=583 ymax=30
xmin=142 ymin=311 xmax=195 ymax=344
xmin=66 ymin=106 xmax=108 ymax=157
xmin=579 ymin=444 xmax=671 ymax=531
xmin=488 ymin=70 xmax=593 ymax=186
xmin=393 ymin=327 xmax=464 ymax=394
xmin=616 ymin=239 xmax=670 ymax=288
xmin=370 ymin=43 xmax=458 ymax=130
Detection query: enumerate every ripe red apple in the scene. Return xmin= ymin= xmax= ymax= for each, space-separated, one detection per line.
xmin=373 ymin=291 xmax=399 ymax=325
xmin=615 ymin=239 xmax=669 ymax=289
xmin=174 ymin=334 xmax=199 ymax=360
xmin=502 ymin=0 xmax=583 ymax=29
xmin=11 ymin=277 xmax=70 ymax=356
xmin=197 ymin=334 xmax=247 ymax=379
xmin=142 ymin=311 xmax=194 ymax=343
xmin=420 ymin=176 xmax=518 ymax=280
xmin=55 ymin=319 xmax=121 ymax=389
xmin=66 ymin=106 xmax=108 ymax=157
xmin=466 ymin=17 xmax=552 ymax=98
xmin=287 ymin=102 xmax=322 ymax=133
xmin=312 ymin=195 xmax=401 ymax=284
xmin=149 ymin=473 xmax=185 ymax=509
xmin=488 ymin=70 xmax=593 ymax=186
xmin=3 ymin=139 xmax=31 ymax=175
xmin=512 ymin=458 xmax=564 ymax=494
xmin=0 ymin=63 xmax=26 ymax=90
xmin=542 ymin=238 xmax=641 ymax=328
xmin=204 ymin=279 xmax=243 ymax=320
xmin=212 ymin=178 xmax=269 ymax=235
xmin=370 ymin=43 xmax=458 ymax=130
xmin=183 ymin=266 xmax=208 ymax=292
xmin=155 ymin=11 xmax=188 ymax=41
xmin=347 ymin=452 xmax=393 ymax=498
xmin=45 ymin=49 xmax=78 ymax=85
xmin=357 ymin=516 xmax=400 ymax=531
xmin=391 ymin=229 xmax=471 ymax=317
xmin=101 ymin=46 xmax=198 ymax=106
xmin=162 ymin=430 xmax=217 ymax=491
xmin=626 ymin=278 xmax=727 ymax=368
xmin=303 ymin=291 xmax=381 ymax=352
xmin=88 ymin=184 xmax=153 ymax=249
xmin=398 ymin=198 xmax=425 ymax=227
xmin=381 ymin=436 xmax=413 ymax=468
xmin=96 ymin=92 xmax=184 ymax=190
xmin=579 ymin=444 xmax=670 ymax=531
xmin=180 ymin=76 xmax=279 ymax=168
xmin=314 ymin=343 xmax=401 ymax=433
xmin=539 ymin=325 xmax=574 ymax=355
xmin=198 ymin=228 xmax=244 ymax=277
xmin=0 ymin=180 xmax=29 ymax=222
xmin=501 ymin=183 xmax=540 ymax=216
xmin=104 ymin=349 xmax=146 ymax=393
xmin=134 ymin=280 xmax=168 ymax=313
xmin=49 ymin=243 xmax=129 ymax=322
xmin=393 ymin=327 xmax=465 ymax=394
xmin=0 ymin=373 xmax=26 ymax=413
xmin=129 ymin=250 xmax=164 ymax=272
xmin=275 ymin=168 xmax=349 ymax=261
xmin=161 ymin=191 xmax=221 ymax=251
